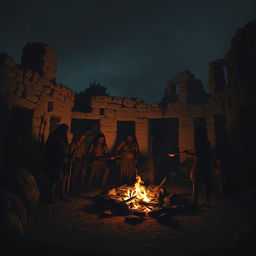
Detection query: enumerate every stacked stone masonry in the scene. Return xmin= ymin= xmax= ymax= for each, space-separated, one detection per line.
xmin=1 ymin=20 xmax=255 ymax=170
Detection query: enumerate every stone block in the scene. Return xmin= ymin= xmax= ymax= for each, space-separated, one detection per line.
xmin=17 ymin=69 xmax=24 ymax=77
xmin=105 ymin=109 xmax=116 ymax=117
xmin=108 ymin=103 xmax=121 ymax=109
xmin=23 ymin=78 xmax=31 ymax=86
xmin=0 ymin=66 xmax=16 ymax=79
xmin=24 ymin=69 xmax=33 ymax=79
xmin=123 ymin=98 xmax=136 ymax=108
xmin=0 ymin=53 xmax=15 ymax=69
xmin=92 ymin=95 xmax=111 ymax=104
xmin=111 ymin=96 xmax=123 ymax=105
xmin=43 ymin=86 xmax=53 ymax=96
xmin=32 ymin=72 xmax=40 ymax=82
xmin=135 ymin=98 xmax=143 ymax=103
xmin=136 ymin=103 xmax=147 ymax=108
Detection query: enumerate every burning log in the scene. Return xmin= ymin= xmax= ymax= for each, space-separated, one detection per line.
xmin=152 ymin=177 xmax=167 ymax=194
xmin=123 ymin=196 xmax=136 ymax=203
xmin=101 ymin=174 xmax=185 ymax=218
xmin=139 ymin=201 xmax=161 ymax=207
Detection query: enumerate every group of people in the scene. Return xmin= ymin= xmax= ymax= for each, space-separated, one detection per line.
xmin=43 ymin=124 xmax=140 ymax=204
xmin=43 ymin=123 xmax=226 ymax=207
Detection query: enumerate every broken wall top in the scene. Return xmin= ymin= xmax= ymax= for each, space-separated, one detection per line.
xmin=0 ymin=50 xmax=74 ymax=108
xmin=21 ymin=42 xmax=57 ymax=81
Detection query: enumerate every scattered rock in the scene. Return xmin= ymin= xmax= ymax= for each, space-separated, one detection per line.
xmin=0 ymin=189 xmax=27 ymax=227
xmin=3 ymin=168 xmax=40 ymax=209
xmin=0 ymin=212 xmax=25 ymax=242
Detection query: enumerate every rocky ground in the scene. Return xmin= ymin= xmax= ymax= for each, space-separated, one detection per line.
xmin=7 ymin=181 xmax=256 ymax=256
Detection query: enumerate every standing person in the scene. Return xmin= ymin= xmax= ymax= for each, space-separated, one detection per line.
xmin=115 ymin=135 xmax=140 ymax=185
xmin=185 ymin=127 xmax=211 ymax=207
xmin=44 ymin=124 xmax=71 ymax=203
xmin=214 ymin=156 xmax=226 ymax=199
xmin=88 ymin=133 xmax=111 ymax=188
xmin=69 ymin=132 xmax=87 ymax=193
xmin=84 ymin=124 xmax=100 ymax=153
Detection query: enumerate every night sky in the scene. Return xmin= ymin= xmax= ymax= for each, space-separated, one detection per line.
xmin=1 ymin=0 xmax=255 ymax=103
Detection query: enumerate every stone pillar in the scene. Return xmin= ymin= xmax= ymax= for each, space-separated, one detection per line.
xmin=178 ymin=83 xmax=188 ymax=103
xmin=178 ymin=116 xmax=194 ymax=163
xmin=100 ymin=118 xmax=117 ymax=151
xmin=21 ymin=42 xmax=57 ymax=81
xmin=135 ymin=119 xmax=149 ymax=155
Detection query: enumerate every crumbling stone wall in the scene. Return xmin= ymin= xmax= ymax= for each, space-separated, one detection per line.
xmin=0 ymin=43 xmax=235 ymax=174
xmin=1 ymin=19 xmax=255 ymax=179
xmin=163 ymin=71 xmax=208 ymax=105
xmin=0 ymin=43 xmax=74 ymax=169
xmin=73 ymin=81 xmax=225 ymax=164
xmin=21 ymin=42 xmax=57 ymax=81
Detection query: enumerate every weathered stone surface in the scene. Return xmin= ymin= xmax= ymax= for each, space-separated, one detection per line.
xmin=24 ymin=69 xmax=33 ymax=79
xmin=21 ymin=42 xmax=57 ymax=81
xmin=0 ymin=189 xmax=27 ymax=226
xmin=1 ymin=21 xmax=255 ymax=176
xmin=111 ymin=96 xmax=123 ymax=105
xmin=0 ymin=53 xmax=15 ymax=68
xmin=135 ymin=98 xmax=143 ymax=103
xmin=92 ymin=95 xmax=111 ymax=104
xmin=3 ymin=168 xmax=40 ymax=210
xmin=0 ymin=212 xmax=25 ymax=242
xmin=108 ymin=103 xmax=121 ymax=109
xmin=123 ymin=98 xmax=136 ymax=107
xmin=136 ymin=103 xmax=147 ymax=108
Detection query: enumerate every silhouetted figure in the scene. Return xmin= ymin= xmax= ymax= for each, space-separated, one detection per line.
xmin=69 ymin=132 xmax=87 ymax=193
xmin=44 ymin=124 xmax=71 ymax=203
xmin=115 ymin=135 xmax=140 ymax=185
xmin=214 ymin=156 xmax=226 ymax=198
xmin=185 ymin=127 xmax=211 ymax=207
xmin=88 ymin=133 xmax=110 ymax=188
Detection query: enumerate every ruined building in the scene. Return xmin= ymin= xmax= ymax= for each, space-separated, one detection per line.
xmin=1 ymin=20 xmax=255 ymax=185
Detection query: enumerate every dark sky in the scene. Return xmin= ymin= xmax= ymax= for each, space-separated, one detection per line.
xmin=1 ymin=0 xmax=255 ymax=103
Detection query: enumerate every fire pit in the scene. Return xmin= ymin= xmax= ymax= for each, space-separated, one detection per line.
xmin=93 ymin=175 xmax=182 ymax=218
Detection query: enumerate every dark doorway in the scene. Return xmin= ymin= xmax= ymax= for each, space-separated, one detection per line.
xmin=237 ymin=106 xmax=256 ymax=187
xmin=114 ymin=121 xmax=135 ymax=149
xmin=149 ymin=118 xmax=179 ymax=184
xmin=49 ymin=116 xmax=61 ymax=136
xmin=5 ymin=106 xmax=34 ymax=169
xmin=194 ymin=117 xmax=207 ymax=140
xmin=214 ymin=114 xmax=227 ymax=158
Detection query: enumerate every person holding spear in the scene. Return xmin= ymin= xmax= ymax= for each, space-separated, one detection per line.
xmin=168 ymin=128 xmax=211 ymax=207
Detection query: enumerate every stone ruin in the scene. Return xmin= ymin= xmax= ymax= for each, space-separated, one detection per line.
xmin=0 ymin=20 xmax=256 ymax=182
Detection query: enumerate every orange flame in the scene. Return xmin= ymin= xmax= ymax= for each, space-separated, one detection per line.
xmin=124 ymin=174 xmax=150 ymax=208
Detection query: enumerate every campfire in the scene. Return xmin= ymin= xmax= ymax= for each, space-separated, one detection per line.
xmin=120 ymin=175 xmax=166 ymax=213
xmin=93 ymin=174 xmax=181 ymax=218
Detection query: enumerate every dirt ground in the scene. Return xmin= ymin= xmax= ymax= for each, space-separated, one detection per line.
xmin=12 ymin=181 xmax=256 ymax=256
